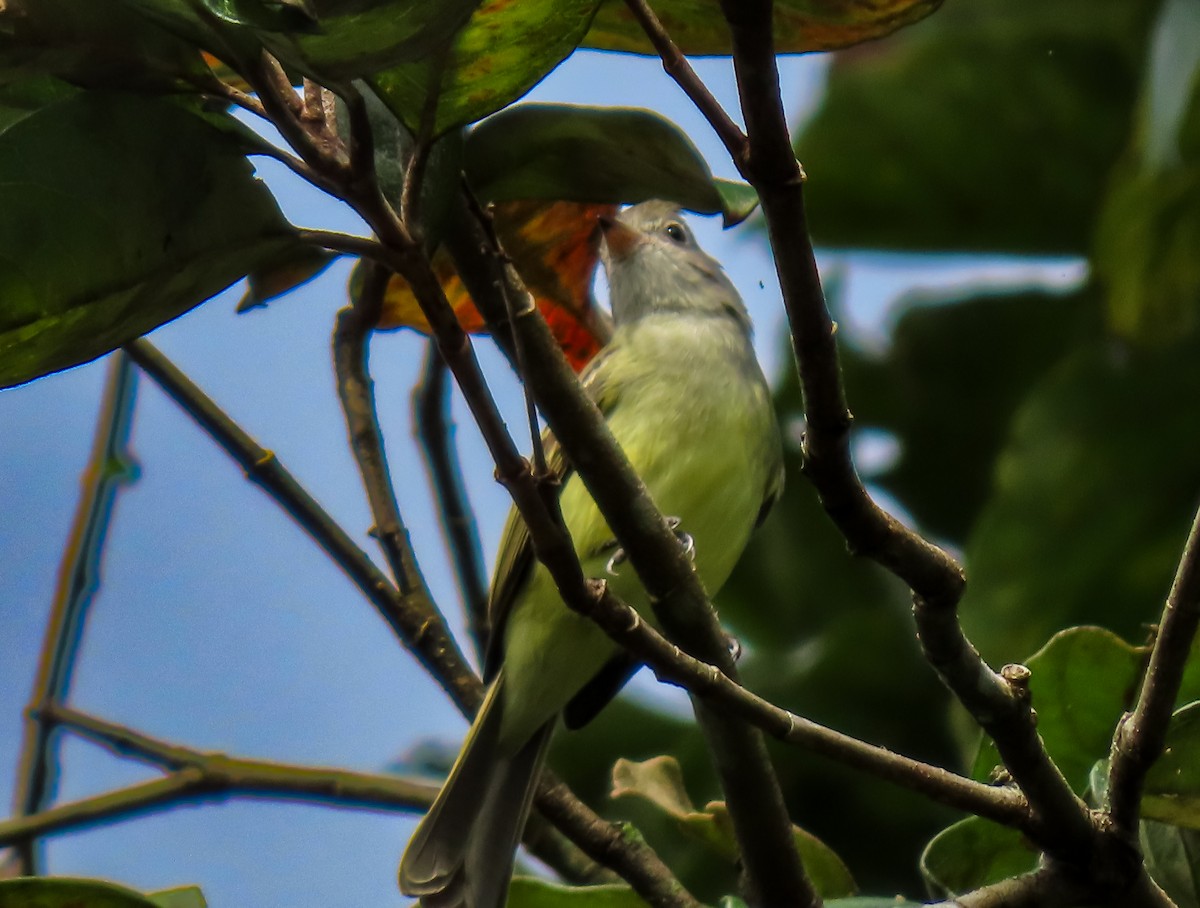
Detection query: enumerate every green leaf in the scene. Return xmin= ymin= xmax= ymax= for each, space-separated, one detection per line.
xmin=839 ymin=288 xmax=1089 ymax=544
xmin=919 ymin=817 xmax=1037 ymax=896
xmin=792 ymin=0 xmax=1154 ymax=254
xmin=125 ymin=0 xmax=480 ymax=80
xmin=1094 ymin=0 xmax=1200 ymax=345
xmin=465 ymin=104 xmax=758 ymax=226
xmin=583 ymin=0 xmax=943 ymax=55
xmin=0 ymin=0 xmax=207 ymax=90
xmin=236 ymin=245 xmax=337 ymax=313
xmin=0 ymin=93 xmax=297 ymax=389
xmin=1144 ymin=703 xmax=1200 ymax=830
xmin=202 ymin=0 xmax=319 ymax=33
xmin=969 ymin=627 xmax=1142 ymax=793
xmin=371 ymin=0 xmax=601 ymax=136
xmin=507 ymin=880 xmax=650 ymax=908
xmin=147 ymin=886 xmax=208 ymax=908
xmin=1141 ymin=820 xmax=1200 ymax=908
xmin=610 ymin=756 xmax=856 ymax=899
xmin=960 ymin=335 xmax=1200 ymax=664
xmin=0 ymin=878 xmax=167 ymax=907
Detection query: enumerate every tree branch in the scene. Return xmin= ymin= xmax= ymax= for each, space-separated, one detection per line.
xmin=121 ymin=339 xmax=693 ymax=906
xmin=413 ymin=343 xmax=491 ymax=659
xmin=573 ymin=579 xmax=1030 ymax=829
xmin=445 ymin=192 xmax=816 ymax=907
xmin=7 ymin=352 xmax=138 ymax=874
xmin=692 ymin=0 xmax=1102 ymax=867
xmin=1108 ymin=498 xmax=1200 ymax=830
xmin=123 ymin=338 xmax=482 ymax=717
xmin=333 ymin=261 xmax=431 ymax=599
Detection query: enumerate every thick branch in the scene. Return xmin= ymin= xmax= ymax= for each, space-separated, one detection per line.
xmin=413 ymin=343 xmax=491 ymax=658
xmin=699 ymin=0 xmax=1099 ymax=866
xmin=8 ymin=352 xmax=138 ymax=874
xmin=1108 ymin=499 xmax=1200 ymax=830
xmin=446 ymin=193 xmax=815 ymax=908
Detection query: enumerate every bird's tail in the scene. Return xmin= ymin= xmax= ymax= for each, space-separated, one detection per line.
xmin=400 ymin=673 xmax=554 ymax=908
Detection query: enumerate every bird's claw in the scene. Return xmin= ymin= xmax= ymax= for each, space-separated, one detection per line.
xmin=603 ymin=517 xmax=693 ymax=577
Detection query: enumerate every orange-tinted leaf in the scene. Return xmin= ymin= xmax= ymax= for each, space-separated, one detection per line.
xmin=374 ymin=200 xmax=615 ymax=371
xmin=584 ymin=0 xmax=943 ymax=56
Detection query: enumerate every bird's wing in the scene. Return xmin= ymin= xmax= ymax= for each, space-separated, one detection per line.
xmin=481 ymin=346 xmax=622 ymax=681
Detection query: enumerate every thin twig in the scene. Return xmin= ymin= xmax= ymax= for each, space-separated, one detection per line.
xmin=575 ymin=580 xmax=1030 ymax=829
xmin=123 ymin=338 xmax=482 ymax=716
xmin=413 ymin=344 xmax=491 ymax=659
xmin=695 ymin=0 xmax=1101 ymax=868
xmin=8 ymin=353 xmax=138 ymax=874
xmin=333 ymin=261 xmax=429 ymax=599
xmin=121 ymin=339 xmax=683 ymax=901
xmin=619 ymin=0 xmax=749 ymax=166
xmin=1108 ymin=499 xmax=1200 ymax=830
xmin=448 ymin=192 xmax=816 ymax=908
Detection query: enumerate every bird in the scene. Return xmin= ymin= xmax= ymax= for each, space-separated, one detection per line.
xmin=399 ymin=199 xmax=784 ymax=908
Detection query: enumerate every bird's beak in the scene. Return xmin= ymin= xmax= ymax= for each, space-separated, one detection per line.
xmin=598 ymin=214 xmax=642 ymax=261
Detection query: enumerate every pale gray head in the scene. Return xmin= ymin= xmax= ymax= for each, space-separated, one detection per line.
xmin=599 ymin=200 xmax=751 ymax=333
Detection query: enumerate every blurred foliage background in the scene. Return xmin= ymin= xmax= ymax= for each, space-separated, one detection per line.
xmin=550 ymin=0 xmax=1200 ymax=899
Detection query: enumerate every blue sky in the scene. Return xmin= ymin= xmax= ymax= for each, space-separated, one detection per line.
xmin=0 ymin=48 xmax=1083 ymax=906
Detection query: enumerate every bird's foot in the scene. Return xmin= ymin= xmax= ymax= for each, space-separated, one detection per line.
xmin=603 ymin=517 xmax=694 ymax=577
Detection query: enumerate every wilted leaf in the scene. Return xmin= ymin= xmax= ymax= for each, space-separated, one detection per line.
xmin=919 ymin=817 xmax=1037 ymax=897
xmin=969 ymin=626 xmax=1142 ymax=793
xmin=584 ymin=0 xmax=943 ymax=55
xmin=0 ymin=878 xmax=167 ymax=907
xmin=369 ymin=200 xmax=613 ymax=371
xmin=0 ymin=92 xmax=298 ymax=388
xmin=237 ymin=245 xmax=336 ymax=312
xmin=371 ymin=0 xmax=601 ymax=136
xmin=465 ymin=104 xmax=758 ymax=226
xmin=507 ymin=879 xmax=650 ymax=908
xmin=611 ymin=756 xmax=856 ymax=899
xmin=792 ymin=0 xmax=1154 ymax=254
xmin=147 ymin=886 xmax=208 ymax=908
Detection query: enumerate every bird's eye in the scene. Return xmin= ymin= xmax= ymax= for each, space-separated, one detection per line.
xmin=664 ymin=222 xmax=688 ymax=244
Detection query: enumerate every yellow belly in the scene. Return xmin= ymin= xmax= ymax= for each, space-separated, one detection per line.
xmin=497 ymin=370 xmax=775 ymax=751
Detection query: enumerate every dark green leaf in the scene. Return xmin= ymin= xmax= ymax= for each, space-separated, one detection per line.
xmin=507 ymin=880 xmax=649 ymax=908
xmin=465 ymin=104 xmax=758 ymax=226
xmin=1144 ymin=703 xmax=1200 ymax=829
xmin=0 ymin=878 xmax=166 ymax=907
xmin=840 ymin=288 xmax=1090 ymax=543
xmin=969 ymin=627 xmax=1141 ymax=793
xmin=125 ymin=0 xmax=479 ymax=80
xmin=1141 ymin=820 xmax=1200 ymax=908
xmin=0 ymin=0 xmax=207 ymax=90
xmin=0 ymin=93 xmax=297 ymax=388
xmin=202 ymin=0 xmax=319 ymax=32
xmin=920 ymin=817 xmax=1037 ymax=896
xmin=584 ymin=0 xmax=942 ymax=55
xmin=959 ymin=336 xmax=1200 ymax=664
xmin=1094 ymin=0 xmax=1200 ymax=345
xmin=371 ymin=0 xmax=601 ymax=136
xmin=792 ymin=0 xmax=1154 ymax=254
